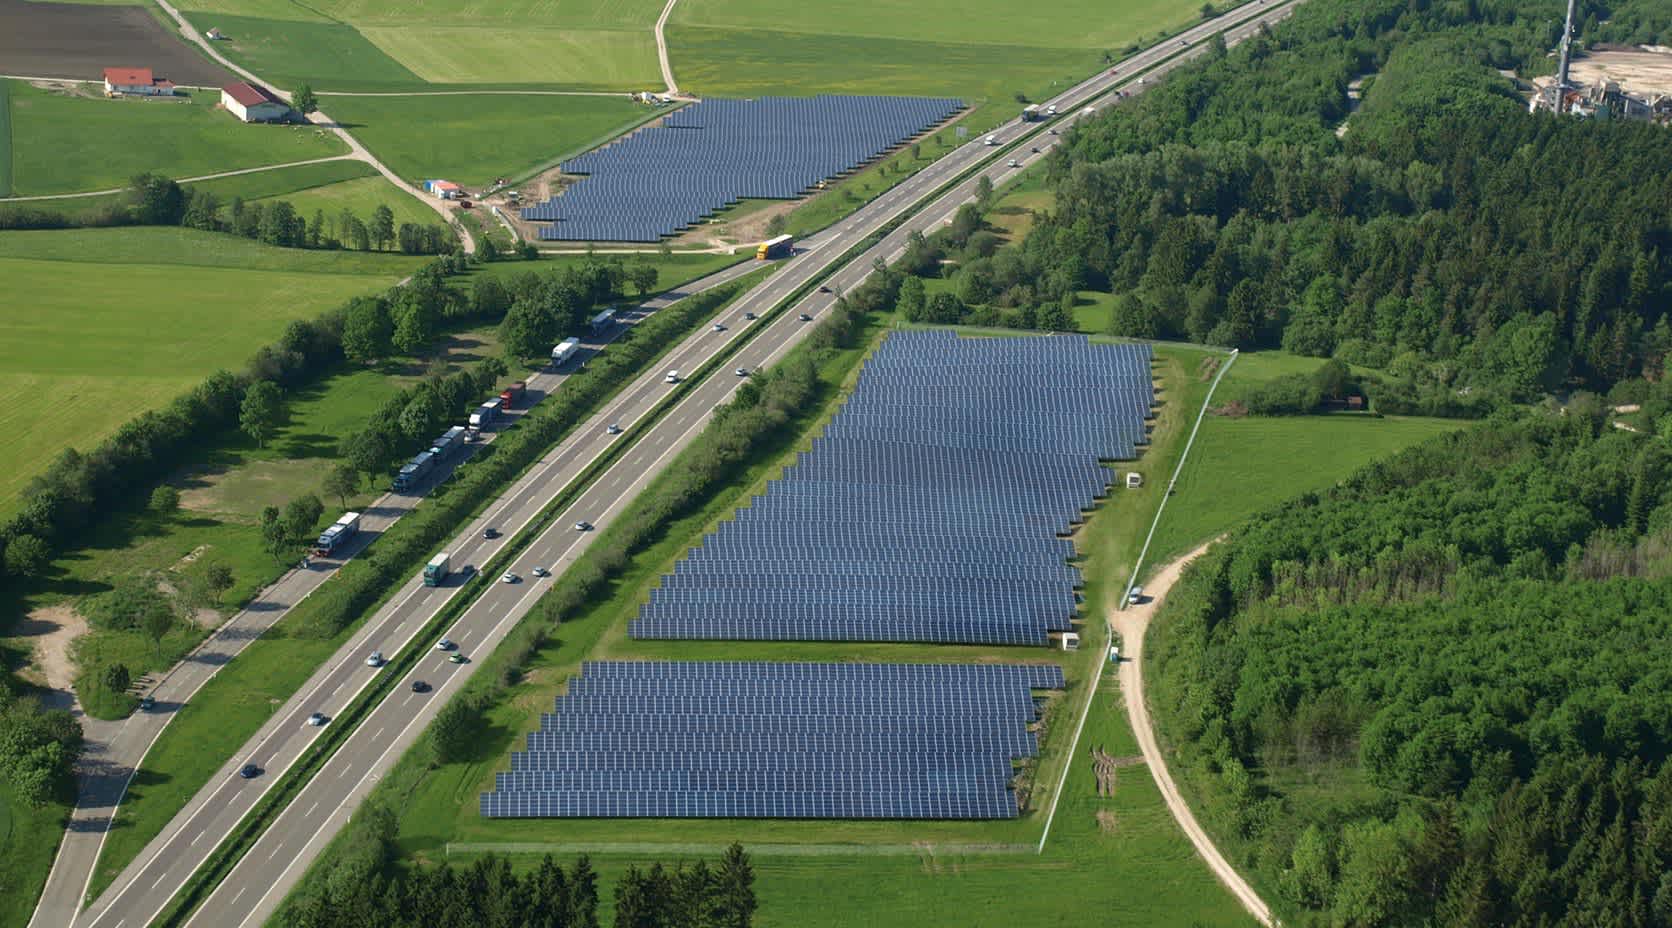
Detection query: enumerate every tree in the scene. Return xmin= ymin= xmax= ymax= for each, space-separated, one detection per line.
xmin=429 ymin=696 xmax=477 ymax=764
xmin=292 ymin=83 xmax=318 ymax=114
xmin=102 ymin=663 xmax=131 ymax=695
xmin=126 ymin=173 xmax=187 ymax=225
xmin=283 ymin=494 xmax=325 ymax=545
xmin=203 ymin=562 xmax=234 ymax=605
xmin=341 ymin=429 xmax=390 ymax=483
xmin=240 ymin=380 xmax=283 ymax=448
xmin=308 ymin=209 xmax=327 ymax=248
xmin=717 ymin=843 xmax=756 ymax=928
xmin=342 ymin=296 xmax=394 ymax=362
xmin=150 ymin=485 xmax=180 ymax=512
xmin=142 ymin=606 xmax=173 ymax=658
xmin=392 ymin=294 xmax=439 ymax=356
xmin=4 ymin=534 xmax=50 ymax=577
xmin=628 ymin=261 xmax=659 ymax=297
xmin=324 ymin=463 xmax=359 ymax=509
xmin=260 ymin=505 xmax=291 ymax=563
xmin=371 ymin=204 xmax=396 ymax=251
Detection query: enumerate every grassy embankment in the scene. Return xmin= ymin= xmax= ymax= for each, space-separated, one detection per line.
xmin=2 ymin=80 xmax=344 ymax=196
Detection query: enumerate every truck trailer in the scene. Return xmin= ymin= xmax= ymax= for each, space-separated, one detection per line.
xmin=423 ymin=552 xmax=450 ymax=586
xmin=393 ymin=450 xmax=436 ymax=492
xmin=756 ymin=234 xmax=793 ymax=260
xmin=551 ymin=337 xmax=582 ymax=367
xmin=430 ymin=425 xmax=467 ymax=461
xmin=590 ymin=308 xmax=617 ymax=333
xmin=499 ymin=381 xmax=526 ymax=410
xmin=469 ymin=400 xmax=501 ymax=431
xmin=312 ymin=511 xmax=362 ymax=557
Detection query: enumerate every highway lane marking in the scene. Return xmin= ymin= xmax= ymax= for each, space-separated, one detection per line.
xmin=305 ymin=801 xmax=318 ymax=818
xmin=190 ymin=831 xmax=202 ymax=846
xmin=151 ymin=872 xmax=168 ymax=891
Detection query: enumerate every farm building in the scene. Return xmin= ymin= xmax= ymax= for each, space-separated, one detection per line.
xmin=103 ymin=67 xmax=175 ymax=97
xmin=221 ymin=81 xmax=290 ymax=123
xmin=424 ymin=179 xmax=463 ymax=199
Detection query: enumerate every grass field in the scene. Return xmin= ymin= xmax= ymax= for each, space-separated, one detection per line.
xmin=0 ymin=79 xmax=14 ymax=198
xmin=0 ymin=789 xmax=66 ymax=928
xmin=1142 ymin=351 xmax=1464 ymax=568
xmin=3 ymin=81 xmax=346 ymax=195
xmin=252 ymin=174 xmax=441 ymax=231
xmin=0 ymin=228 xmax=422 ymax=515
xmin=175 ymin=0 xmax=664 ymax=89
xmin=318 ymin=94 xmax=648 ymax=189
xmin=667 ymin=0 xmax=1201 ymax=98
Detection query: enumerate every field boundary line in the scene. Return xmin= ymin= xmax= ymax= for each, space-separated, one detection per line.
xmin=1034 ymin=347 xmax=1237 ymax=855
xmin=446 ymin=842 xmax=1034 ymax=857
xmin=4 ymin=154 xmax=358 ymax=201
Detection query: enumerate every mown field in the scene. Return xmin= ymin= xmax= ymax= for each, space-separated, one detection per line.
xmin=0 ymin=788 xmax=65 ymax=928
xmin=2 ymin=81 xmax=345 ymax=195
xmin=175 ymin=0 xmax=664 ymax=89
xmin=1142 ymin=352 xmax=1465 ymax=568
xmin=318 ymin=94 xmax=649 ymax=189
xmin=252 ymin=174 xmax=441 ymax=230
xmin=668 ymin=0 xmax=1203 ymax=98
xmin=0 ymin=228 xmax=423 ymax=515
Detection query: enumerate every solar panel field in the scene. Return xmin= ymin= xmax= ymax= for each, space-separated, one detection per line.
xmin=526 ymin=96 xmax=964 ymax=242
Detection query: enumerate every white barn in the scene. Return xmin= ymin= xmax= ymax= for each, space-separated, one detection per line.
xmin=103 ymin=67 xmax=175 ymax=96
xmin=221 ymin=81 xmax=290 ymax=123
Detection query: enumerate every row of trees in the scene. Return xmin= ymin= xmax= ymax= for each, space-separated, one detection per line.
xmin=1148 ymin=413 xmax=1672 ymax=925
xmin=0 ymin=254 xmax=470 ymax=589
xmin=1 ymin=174 xmax=457 ymax=255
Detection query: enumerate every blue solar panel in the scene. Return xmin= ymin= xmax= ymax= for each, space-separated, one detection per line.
xmin=480 ymin=661 xmax=1064 ymax=819
xmin=629 ymin=331 xmax=1154 ymax=645
xmin=519 ymin=95 xmax=964 ymax=242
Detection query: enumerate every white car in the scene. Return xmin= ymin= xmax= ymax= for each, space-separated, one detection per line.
xmin=574 ymin=521 xmax=593 ymax=532
xmin=607 ymin=423 xmax=623 ymax=435
xmin=532 ymin=566 xmax=550 ymax=578
xmin=1127 ymin=586 xmax=1144 ymax=605
xmin=366 ymin=651 xmax=384 ymax=667
xmin=735 ymin=367 xmax=749 ymax=377
xmin=501 ymin=571 xmax=519 ymax=584
xmin=306 ymin=712 xmax=327 ymax=727
xmin=1007 ymin=159 xmax=1020 ymax=168
xmin=712 ymin=322 xmax=726 ymax=332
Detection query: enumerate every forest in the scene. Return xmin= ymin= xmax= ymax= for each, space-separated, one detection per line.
xmin=904 ymin=0 xmax=1672 ymax=412
xmin=1147 ymin=411 xmax=1672 ymax=925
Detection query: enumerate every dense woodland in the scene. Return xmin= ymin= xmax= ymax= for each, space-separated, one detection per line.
xmin=1149 ymin=412 xmax=1672 ymax=926
xmin=904 ymin=0 xmax=1672 ymax=414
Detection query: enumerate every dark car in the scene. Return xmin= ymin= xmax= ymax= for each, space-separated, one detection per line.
xmin=799 ymin=313 xmax=813 ymax=322
xmin=238 ymin=763 xmax=261 ymax=779
xmin=482 ymin=527 xmax=500 ymax=540
xmin=411 ymin=680 xmax=430 ymax=693
xmin=139 ymin=695 xmax=156 ymax=711
xmin=818 ymin=285 xmax=831 ymax=293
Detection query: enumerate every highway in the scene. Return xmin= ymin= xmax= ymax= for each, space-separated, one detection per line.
xmin=75 ymin=5 xmax=1298 ymax=925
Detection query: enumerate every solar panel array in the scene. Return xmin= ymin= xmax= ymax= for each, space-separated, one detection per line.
xmin=481 ymin=661 xmax=1064 ymax=819
xmin=630 ymin=330 xmax=1155 ymax=645
xmin=522 ymin=96 xmax=963 ymax=242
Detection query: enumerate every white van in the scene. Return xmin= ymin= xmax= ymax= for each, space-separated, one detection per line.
xmin=665 ymin=370 xmax=681 ymax=384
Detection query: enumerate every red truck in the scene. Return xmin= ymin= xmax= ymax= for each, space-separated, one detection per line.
xmin=499 ymin=381 xmax=526 ymax=410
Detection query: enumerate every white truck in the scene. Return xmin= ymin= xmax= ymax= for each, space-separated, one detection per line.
xmin=551 ymin=336 xmax=582 ymax=367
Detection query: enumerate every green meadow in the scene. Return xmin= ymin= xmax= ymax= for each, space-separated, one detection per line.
xmin=3 ymin=81 xmax=345 ymax=196
xmin=0 ymin=228 xmax=423 ymax=515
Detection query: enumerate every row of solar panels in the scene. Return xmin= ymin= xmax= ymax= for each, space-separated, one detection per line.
xmin=482 ymin=661 xmax=1060 ymax=819
xmin=630 ymin=332 xmax=1152 ymax=645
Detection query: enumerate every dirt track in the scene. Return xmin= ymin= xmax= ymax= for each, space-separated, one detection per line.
xmin=0 ymin=0 xmax=230 ymax=86
xmin=1113 ymin=540 xmax=1276 ymax=928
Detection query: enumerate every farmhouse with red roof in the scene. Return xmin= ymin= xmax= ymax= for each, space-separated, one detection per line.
xmin=102 ymin=67 xmax=176 ymax=97
xmin=220 ymin=81 xmax=291 ymax=123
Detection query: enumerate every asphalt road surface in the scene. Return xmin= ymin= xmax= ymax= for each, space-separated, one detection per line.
xmin=77 ymin=5 xmax=1298 ymax=925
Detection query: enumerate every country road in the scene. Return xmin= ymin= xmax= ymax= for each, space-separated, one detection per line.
xmin=1111 ymin=540 xmax=1277 ymax=928
xmin=655 ymin=0 xmax=681 ymax=96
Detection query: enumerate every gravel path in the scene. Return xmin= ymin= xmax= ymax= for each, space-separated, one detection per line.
xmin=1111 ymin=540 xmax=1276 ymax=928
